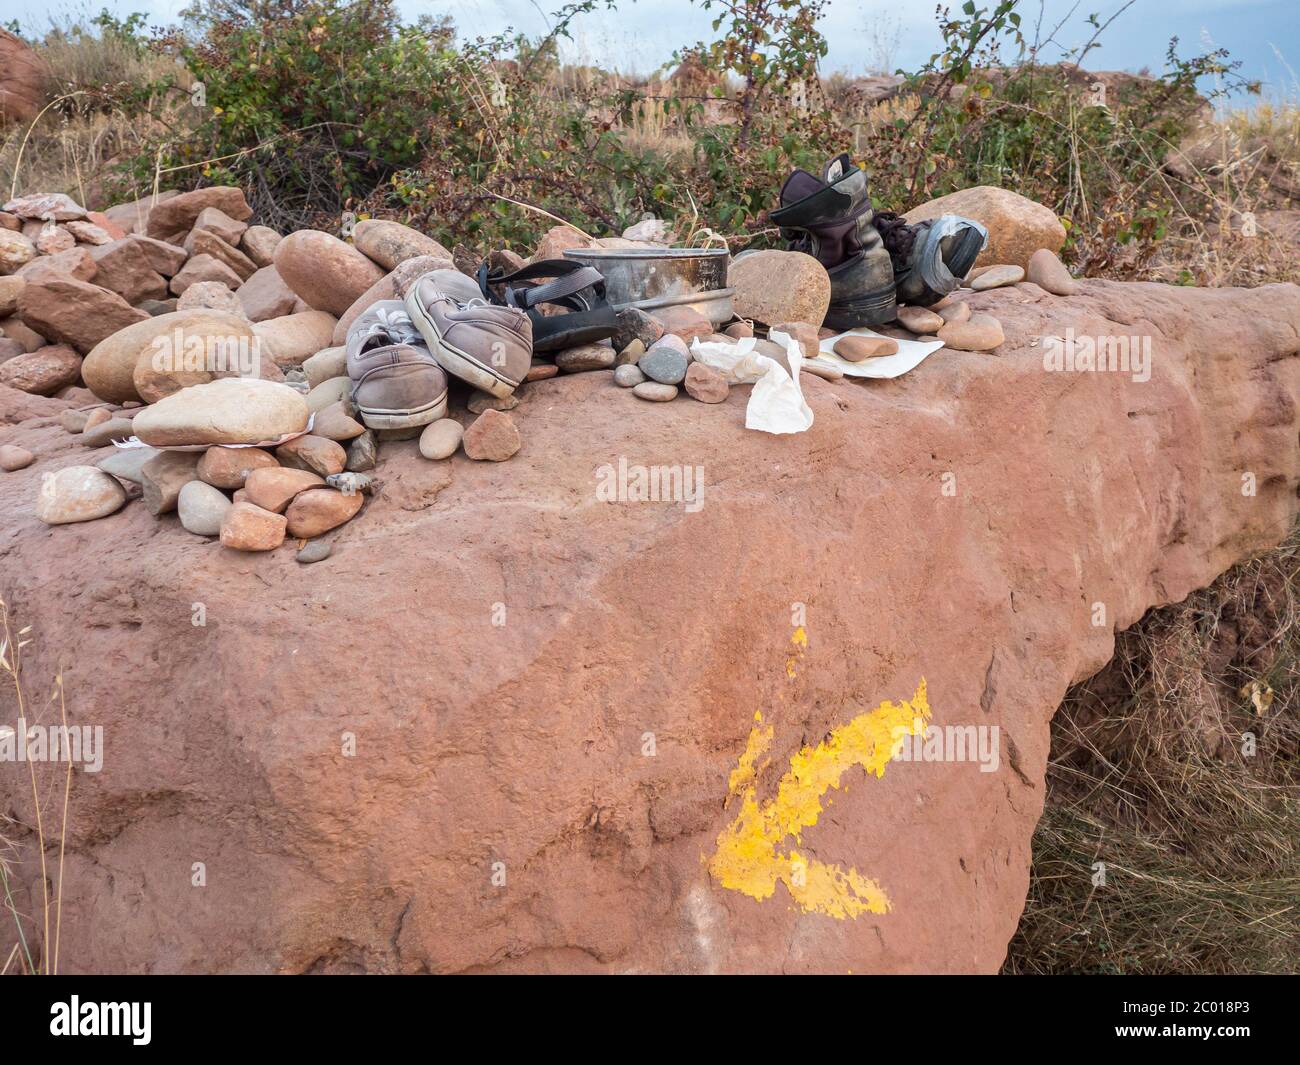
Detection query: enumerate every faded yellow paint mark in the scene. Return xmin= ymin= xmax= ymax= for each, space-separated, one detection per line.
xmin=707 ymin=679 xmax=930 ymax=920
xmin=726 ymin=714 xmax=772 ymax=799
xmin=785 ymin=626 xmax=807 ymax=679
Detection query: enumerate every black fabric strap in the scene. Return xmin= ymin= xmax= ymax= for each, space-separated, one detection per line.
xmin=510 ymin=268 xmax=604 ymax=310
xmin=477 ymin=258 xmax=607 ymax=313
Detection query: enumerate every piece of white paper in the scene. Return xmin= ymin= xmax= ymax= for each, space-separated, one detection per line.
xmin=689 ymin=332 xmax=813 ymax=435
xmin=810 ymin=327 xmax=944 ymax=379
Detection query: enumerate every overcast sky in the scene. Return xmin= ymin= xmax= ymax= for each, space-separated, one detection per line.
xmin=5 ymin=0 xmax=1298 ymax=101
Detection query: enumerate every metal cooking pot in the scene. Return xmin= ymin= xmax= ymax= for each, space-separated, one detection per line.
xmin=562 ymin=247 xmax=733 ymax=326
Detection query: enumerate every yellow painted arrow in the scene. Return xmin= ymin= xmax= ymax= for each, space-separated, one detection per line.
xmin=707 ymin=677 xmax=930 ymax=920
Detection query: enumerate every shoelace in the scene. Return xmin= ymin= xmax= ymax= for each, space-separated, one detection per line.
xmin=362 ymin=305 xmax=423 ymax=347
xmin=873 ymin=211 xmax=918 ymax=263
xmin=421 ymin=286 xmax=491 ymax=312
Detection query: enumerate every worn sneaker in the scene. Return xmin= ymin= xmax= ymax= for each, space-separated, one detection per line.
xmin=404 ymin=273 xmax=533 ymax=399
xmin=346 ymin=301 xmax=449 ymax=430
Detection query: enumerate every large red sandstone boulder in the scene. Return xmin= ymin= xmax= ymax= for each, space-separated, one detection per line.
xmin=170 ymin=253 xmax=242 ymax=295
xmin=0 ymin=342 xmax=79 ymax=394
xmin=0 ymin=279 xmax=1296 ymax=973
xmin=904 ymin=186 xmax=1065 ymax=270
xmin=145 ymin=187 xmax=252 ymax=244
xmin=729 ymin=249 xmax=830 ymax=327
xmin=253 ymin=309 xmax=337 ymax=367
xmin=123 ymin=233 xmax=188 ymax=276
xmin=82 ymin=308 xmax=256 ymax=404
xmin=4 ymin=192 xmax=84 ymax=222
xmin=88 ymin=238 xmax=169 ymax=304
xmin=0 ymin=30 xmax=50 ymax=125
xmin=352 ymin=219 xmax=452 ymax=272
xmin=273 ymin=230 xmax=385 ymax=317
xmin=0 ymin=274 xmax=21 ymax=315
xmin=237 ymin=265 xmax=299 ymax=323
xmin=0 ymin=228 xmax=36 ymax=272
xmin=102 ymin=190 xmax=181 ymax=237
xmin=16 ymin=276 xmax=148 ymax=353
xmin=16 ymin=245 xmax=96 ymax=284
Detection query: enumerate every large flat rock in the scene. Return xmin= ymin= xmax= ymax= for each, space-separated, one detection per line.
xmin=1 ymin=279 xmax=1297 ymax=972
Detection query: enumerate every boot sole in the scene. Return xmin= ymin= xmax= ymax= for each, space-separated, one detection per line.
xmin=355 ymin=390 xmax=449 ymax=430
xmin=824 ymin=287 xmax=898 ymax=330
xmin=404 ymin=288 xmax=520 ymax=400
xmin=907 ymin=224 xmax=988 ymax=304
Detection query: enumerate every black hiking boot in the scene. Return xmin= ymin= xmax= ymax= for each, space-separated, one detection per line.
xmin=874 ymin=212 xmax=989 ymax=307
xmin=770 ymin=153 xmax=898 ymax=329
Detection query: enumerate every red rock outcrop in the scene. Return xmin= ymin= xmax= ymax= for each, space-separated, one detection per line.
xmin=0 ymin=30 xmax=49 ymax=126
xmin=0 ymin=279 xmax=1297 ymax=973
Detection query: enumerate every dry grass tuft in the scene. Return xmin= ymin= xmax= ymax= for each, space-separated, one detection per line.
xmin=0 ymin=16 xmax=185 ymax=205
xmin=1005 ymin=524 xmax=1300 ymax=973
xmin=0 ymin=594 xmax=74 ymax=976
xmin=1135 ymin=101 xmax=1300 ymax=287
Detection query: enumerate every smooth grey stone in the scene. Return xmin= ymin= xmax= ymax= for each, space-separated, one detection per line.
xmin=296 ymin=540 xmax=332 ymax=564
xmin=97 ymin=445 xmax=160 ymax=484
xmin=638 ymin=343 xmax=688 ymax=385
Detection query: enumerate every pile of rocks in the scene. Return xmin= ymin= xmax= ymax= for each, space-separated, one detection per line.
xmin=1 ymin=181 xmax=1083 ymax=557
xmin=37 ymin=377 xmax=370 ymax=559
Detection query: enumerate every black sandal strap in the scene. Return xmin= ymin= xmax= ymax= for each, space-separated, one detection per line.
xmin=485 ymin=258 xmax=599 ymax=285
xmin=509 ymin=268 xmax=607 ymax=312
xmin=476 ymin=256 xmax=620 ymax=353
xmin=477 ymin=259 xmax=608 ymax=312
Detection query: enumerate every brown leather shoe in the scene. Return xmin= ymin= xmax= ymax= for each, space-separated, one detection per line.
xmin=404 ymin=275 xmax=532 ymax=399
xmin=346 ymin=301 xmax=448 ymax=430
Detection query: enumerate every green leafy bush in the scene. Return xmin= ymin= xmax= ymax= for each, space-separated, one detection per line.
xmin=114 ymin=0 xmax=455 ymax=229
xmin=106 ymin=0 xmax=1262 ymax=270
